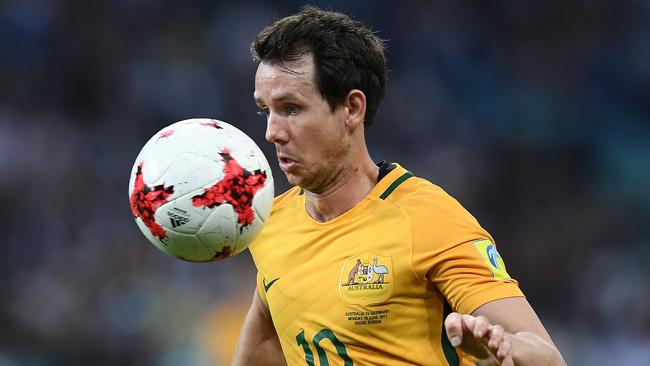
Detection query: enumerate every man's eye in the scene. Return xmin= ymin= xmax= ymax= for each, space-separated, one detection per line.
xmin=286 ymin=105 xmax=300 ymax=115
xmin=257 ymin=107 xmax=269 ymax=117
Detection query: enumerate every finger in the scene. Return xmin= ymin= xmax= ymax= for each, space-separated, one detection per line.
xmin=487 ymin=325 xmax=505 ymax=350
xmin=472 ymin=315 xmax=490 ymax=339
xmin=461 ymin=314 xmax=476 ymax=332
xmin=501 ymin=355 xmax=515 ymax=366
xmin=444 ymin=312 xmax=463 ymax=347
xmin=496 ymin=338 xmax=512 ymax=360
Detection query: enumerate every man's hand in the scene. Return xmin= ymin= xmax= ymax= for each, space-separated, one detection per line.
xmin=444 ymin=312 xmax=513 ymax=366
xmin=444 ymin=299 xmax=567 ymax=366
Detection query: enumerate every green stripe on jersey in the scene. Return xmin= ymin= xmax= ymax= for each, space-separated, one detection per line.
xmin=441 ymin=300 xmax=460 ymax=366
xmin=379 ymin=172 xmax=413 ymax=200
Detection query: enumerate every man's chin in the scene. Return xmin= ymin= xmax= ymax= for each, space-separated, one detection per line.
xmin=285 ymin=172 xmax=314 ymax=191
xmin=284 ymin=172 xmax=302 ymax=187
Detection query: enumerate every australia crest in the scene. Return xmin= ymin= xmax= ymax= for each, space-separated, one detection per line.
xmin=339 ymin=251 xmax=393 ymax=306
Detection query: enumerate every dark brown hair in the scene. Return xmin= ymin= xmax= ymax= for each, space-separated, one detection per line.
xmin=251 ymin=6 xmax=387 ymax=127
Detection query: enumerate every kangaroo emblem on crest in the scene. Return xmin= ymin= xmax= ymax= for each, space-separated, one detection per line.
xmin=345 ymin=259 xmax=361 ymax=285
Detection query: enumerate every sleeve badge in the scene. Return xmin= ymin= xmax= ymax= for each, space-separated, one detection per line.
xmin=473 ymin=239 xmax=511 ymax=280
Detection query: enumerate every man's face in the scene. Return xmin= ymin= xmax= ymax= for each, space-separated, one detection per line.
xmin=254 ymin=54 xmax=350 ymax=192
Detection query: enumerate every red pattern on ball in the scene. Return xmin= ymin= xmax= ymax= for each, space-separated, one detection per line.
xmin=192 ymin=149 xmax=267 ymax=229
xmin=130 ymin=163 xmax=174 ymax=239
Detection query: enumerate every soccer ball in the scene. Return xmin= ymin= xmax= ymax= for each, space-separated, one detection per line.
xmin=128 ymin=118 xmax=274 ymax=262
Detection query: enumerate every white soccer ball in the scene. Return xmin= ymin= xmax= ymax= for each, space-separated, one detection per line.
xmin=128 ymin=118 xmax=274 ymax=262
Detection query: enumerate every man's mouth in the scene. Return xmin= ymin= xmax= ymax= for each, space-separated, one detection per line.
xmin=277 ymin=155 xmax=298 ymax=172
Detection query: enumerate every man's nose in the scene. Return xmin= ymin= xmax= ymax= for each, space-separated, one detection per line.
xmin=265 ymin=112 xmax=289 ymax=144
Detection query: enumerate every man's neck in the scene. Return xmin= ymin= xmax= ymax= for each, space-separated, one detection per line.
xmin=304 ymin=158 xmax=379 ymax=223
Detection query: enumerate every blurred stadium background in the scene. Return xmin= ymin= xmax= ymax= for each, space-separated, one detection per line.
xmin=1 ymin=0 xmax=649 ymax=365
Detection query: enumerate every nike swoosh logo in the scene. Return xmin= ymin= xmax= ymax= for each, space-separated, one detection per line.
xmin=263 ymin=277 xmax=280 ymax=293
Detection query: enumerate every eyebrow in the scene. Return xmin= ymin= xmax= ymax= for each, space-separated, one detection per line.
xmin=254 ymin=92 xmax=303 ymax=106
xmin=253 ymin=94 xmax=262 ymax=106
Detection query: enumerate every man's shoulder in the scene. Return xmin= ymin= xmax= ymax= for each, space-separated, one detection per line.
xmin=392 ymin=177 xmax=457 ymax=207
xmin=379 ymin=167 xmax=455 ymax=209
xmin=380 ymin=166 xmax=478 ymax=228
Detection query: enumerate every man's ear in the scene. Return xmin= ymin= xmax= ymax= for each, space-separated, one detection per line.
xmin=344 ymin=89 xmax=367 ymax=130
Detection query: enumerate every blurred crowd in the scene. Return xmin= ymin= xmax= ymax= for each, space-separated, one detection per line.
xmin=1 ymin=0 xmax=648 ymax=365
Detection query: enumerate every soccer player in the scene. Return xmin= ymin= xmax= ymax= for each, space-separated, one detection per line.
xmin=233 ymin=6 xmax=566 ymax=366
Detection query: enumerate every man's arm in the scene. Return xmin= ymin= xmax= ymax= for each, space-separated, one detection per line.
xmin=444 ymin=297 xmax=566 ymax=366
xmin=232 ymin=290 xmax=286 ymax=366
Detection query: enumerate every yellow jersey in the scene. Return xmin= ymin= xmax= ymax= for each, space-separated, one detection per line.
xmin=249 ymin=163 xmax=523 ymax=365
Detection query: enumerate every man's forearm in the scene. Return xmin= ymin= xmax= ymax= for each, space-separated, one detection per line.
xmin=507 ymin=331 xmax=566 ymax=366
